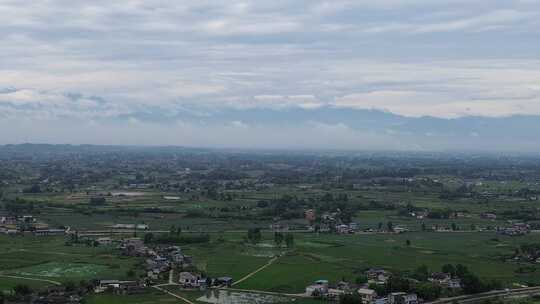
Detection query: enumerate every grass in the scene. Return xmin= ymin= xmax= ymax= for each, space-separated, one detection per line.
xmin=0 ymin=235 xmax=138 ymax=284
xmin=232 ymin=232 xmax=540 ymax=293
xmin=14 ymin=262 xmax=109 ymax=280
xmin=0 ymin=277 xmax=53 ymax=293
xmin=7 ymin=177 xmax=540 ymax=303
xmin=183 ymin=241 xmax=275 ymax=279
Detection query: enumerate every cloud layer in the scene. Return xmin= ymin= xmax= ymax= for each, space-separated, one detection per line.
xmin=1 ymin=1 xmax=540 ymax=149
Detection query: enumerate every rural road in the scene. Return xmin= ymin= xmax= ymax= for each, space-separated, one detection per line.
xmin=232 ymin=256 xmax=278 ymax=286
xmin=153 ymin=285 xmax=195 ymax=304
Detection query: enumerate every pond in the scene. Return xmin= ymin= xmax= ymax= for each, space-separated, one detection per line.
xmin=197 ymin=289 xmax=292 ymax=304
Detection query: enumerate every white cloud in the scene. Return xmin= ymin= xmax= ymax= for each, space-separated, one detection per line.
xmin=362 ymin=9 xmax=537 ymax=34
xmin=0 ymin=0 xmax=540 ymax=150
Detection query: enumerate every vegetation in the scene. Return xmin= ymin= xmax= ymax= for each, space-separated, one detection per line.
xmin=2 ymin=145 xmax=540 ymax=303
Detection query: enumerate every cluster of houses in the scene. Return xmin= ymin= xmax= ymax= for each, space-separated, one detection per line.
xmin=9 ymin=280 xmax=147 ymax=304
xmin=118 ymin=238 xmax=193 ymax=282
xmin=304 ymin=279 xmax=419 ymax=304
xmin=428 ymin=272 xmax=462 ymax=290
xmin=0 ymin=215 xmax=68 ymax=236
xmin=305 ymin=268 xmax=462 ymax=303
xmin=112 ymin=223 xmax=150 ymax=230
xmin=512 ymin=247 xmax=540 ymax=264
xmin=497 ymin=223 xmax=530 ymax=236
xmin=308 ymin=223 xmax=409 ymax=235
xmin=408 ymin=211 xmax=471 ymax=220
xmin=95 ymin=280 xmax=146 ymax=295
xmin=27 ymin=285 xmax=83 ymax=304
xmin=69 ymin=237 xmax=233 ymax=299
xmin=361 ymin=226 xmax=409 ymax=234
xmin=480 ymin=213 xmax=497 ymax=220
xmin=117 ymin=237 xmax=234 ymax=289
xmin=178 ymin=272 xmax=233 ymax=290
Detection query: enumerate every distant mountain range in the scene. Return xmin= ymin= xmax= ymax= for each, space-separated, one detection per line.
xmin=1 ymin=106 xmax=539 ymax=153
xmin=121 ymin=106 xmax=539 ymax=140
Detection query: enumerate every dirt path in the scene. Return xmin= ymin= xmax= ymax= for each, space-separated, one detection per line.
xmin=0 ymin=274 xmax=62 ymax=286
xmin=232 ymin=256 xmax=278 ymax=287
xmin=152 ymin=285 xmax=195 ymax=304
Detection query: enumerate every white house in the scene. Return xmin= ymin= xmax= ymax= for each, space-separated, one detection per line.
xmin=358 ymin=288 xmax=378 ymax=303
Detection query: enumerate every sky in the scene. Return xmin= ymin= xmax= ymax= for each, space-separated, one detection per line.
xmin=1 ymin=0 xmax=540 ymax=151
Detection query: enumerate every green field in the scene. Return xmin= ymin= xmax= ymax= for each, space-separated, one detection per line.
xmin=0 ymin=276 xmax=54 ymax=293
xmin=14 ymin=262 xmax=109 ymax=279
xmin=180 ymin=231 xmax=540 ymax=294
xmin=0 ymin=235 xmax=139 ymax=286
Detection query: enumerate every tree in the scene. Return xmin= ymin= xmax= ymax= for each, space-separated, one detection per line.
xmin=455 ymin=264 xmax=469 ymax=278
xmin=23 ymin=184 xmax=41 ymax=194
xmin=144 ymin=233 xmax=154 ymax=244
xmin=413 ymin=265 xmax=429 ymax=281
xmin=451 ymin=223 xmax=458 ymax=231
xmin=339 ymin=293 xmax=362 ymax=304
xmin=386 ymin=275 xmax=410 ymax=293
xmin=442 ymin=264 xmax=456 ymax=277
xmin=127 ymin=269 xmax=136 ymax=278
xmin=355 ymin=275 xmax=368 ymax=284
xmin=247 ymin=228 xmax=262 ymax=244
xmin=285 ymin=233 xmax=294 ymax=248
xmin=416 ymin=282 xmax=442 ymax=301
xmin=387 ymin=221 xmax=394 ymax=232
xmin=13 ymin=284 xmax=32 ymax=298
xmin=79 ymin=280 xmax=93 ymax=293
xmin=89 ymin=196 xmax=106 ymax=205
xmin=406 ymin=239 xmax=411 ymax=246
xmin=461 ymin=273 xmax=482 ymax=294
xmin=274 ymin=232 xmax=284 ymax=247
xmin=369 ymin=283 xmax=386 ymax=296
xmin=421 ymin=222 xmax=426 ymax=231
xmin=64 ymin=281 xmax=77 ymax=292
xmin=378 ymin=222 xmax=383 ymax=230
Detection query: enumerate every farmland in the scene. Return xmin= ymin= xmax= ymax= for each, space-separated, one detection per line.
xmin=2 ymin=145 xmax=540 ymax=303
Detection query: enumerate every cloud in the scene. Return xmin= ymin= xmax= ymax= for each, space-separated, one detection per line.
xmin=333 ymin=86 xmax=540 ymax=119
xmin=362 ymin=9 xmax=537 ymax=34
xmin=1 ymin=1 xmax=540 ymax=149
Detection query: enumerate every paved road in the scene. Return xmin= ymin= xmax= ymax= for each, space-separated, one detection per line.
xmin=427 ymin=287 xmax=540 ymax=304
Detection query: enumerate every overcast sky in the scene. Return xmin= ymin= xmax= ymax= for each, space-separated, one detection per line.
xmin=1 ymin=1 xmax=540 ymax=151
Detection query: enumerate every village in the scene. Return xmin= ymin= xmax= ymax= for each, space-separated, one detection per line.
xmin=0 ymin=211 xmax=501 ymax=304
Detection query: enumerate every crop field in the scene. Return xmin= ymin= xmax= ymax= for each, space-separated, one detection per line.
xmin=17 ymin=189 xmax=522 ymax=233
xmin=4 ymin=146 xmax=540 ymax=303
xmin=0 ymin=235 xmax=138 ymax=284
xmin=0 ymin=277 xmax=53 ymax=293
xmin=180 ymin=231 xmax=540 ymax=294
xmin=14 ymin=262 xmax=109 ymax=279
